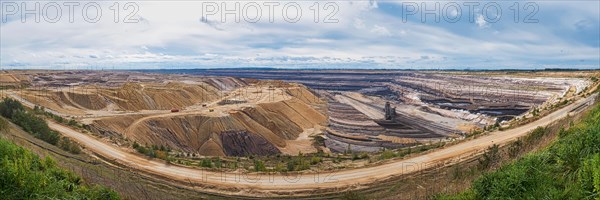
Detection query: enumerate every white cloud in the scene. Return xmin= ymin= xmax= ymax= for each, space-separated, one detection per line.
xmin=449 ymin=8 xmax=458 ymax=18
xmin=354 ymin=18 xmax=365 ymax=29
xmin=475 ymin=14 xmax=488 ymax=28
xmin=370 ymin=25 xmax=391 ymax=36
xmin=0 ymin=1 xmax=598 ymax=69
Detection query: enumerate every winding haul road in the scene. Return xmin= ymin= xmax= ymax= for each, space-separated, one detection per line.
xmin=40 ymin=93 xmax=597 ymax=195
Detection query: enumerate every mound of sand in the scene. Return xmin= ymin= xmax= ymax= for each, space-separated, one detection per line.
xmin=51 ymin=91 xmax=108 ymax=110
xmin=92 ymin=85 xmax=327 ymax=156
xmin=0 ymin=73 xmax=20 ymax=83
xmin=20 ymin=81 xmax=227 ymax=114
xmin=109 ymin=82 xmax=220 ymax=111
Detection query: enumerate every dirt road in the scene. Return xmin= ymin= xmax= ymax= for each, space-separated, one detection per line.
xmin=46 ymin=94 xmax=597 ymax=196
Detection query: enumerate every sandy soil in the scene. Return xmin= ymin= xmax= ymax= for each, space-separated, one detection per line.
xmin=335 ymin=94 xmax=383 ymax=119
xmin=278 ymin=126 xmax=322 ymax=155
xmin=42 ymin=90 xmax=597 ymax=196
xmin=0 ymin=73 xmax=19 ymax=83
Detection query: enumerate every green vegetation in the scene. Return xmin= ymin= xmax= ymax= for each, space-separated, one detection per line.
xmin=253 ymin=160 xmax=266 ymax=172
xmin=59 ymin=137 xmax=81 ymax=154
xmin=378 ymin=149 xmax=395 ymax=160
xmin=213 ymin=157 xmax=222 ymax=168
xmin=200 ymin=159 xmax=212 ymax=168
xmin=531 ymin=107 xmax=540 ymax=117
xmin=285 ymin=156 xmax=311 ymax=171
xmin=0 ymin=98 xmax=60 ymax=145
xmin=549 ymin=99 xmax=571 ymax=110
xmin=375 ymin=142 xmax=444 ymax=162
xmin=171 ymin=150 xmax=331 ymax=172
xmin=33 ymin=106 xmax=85 ymax=130
xmin=477 ymin=144 xmax=499 ymax=170
xmin=0 ymin=98 xmax=81 ymax=154
xmin=310 ymin=155 xmax=323 ymax=165
xmin=438 ymin=103 xmax=600 ymax=200
xmin=0 ymin=116 xmax=8 ymax=132
xmin=0 ymin=137 xmax=119 ymax=199
xmin=132 ymin=142 xmax=172 ymax=161
xmin=168 ymin=135 xmax=448 ymax=173
xmin=341 ymin=191 xmax=368 ymax=200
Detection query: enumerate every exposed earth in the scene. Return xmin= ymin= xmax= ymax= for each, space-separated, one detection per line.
xmin=1 ymin=69 xmax=598 ymax=197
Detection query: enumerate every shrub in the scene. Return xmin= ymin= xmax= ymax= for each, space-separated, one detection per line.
xmin=214 ymin=157 xmax=222 ymax=168
xmin=379 ymin=149 xmax=396 ymax=160
xmin=67 ymin=119 xmax=79 ymax=127
xmin=200 ymin=159 xmax=212 ymax=168
xmin=508 ymin=139 xmax=522 ymax=158
xmin=155 ymin=151 xmax=168 ymax=160
xmin=0 ymin=137 xmax=120 ymax=199
xmin=132 ymin=141 xmax=139 ymax=149
xmin=254 ymin=160 xmax=266 ymax=172
xmin=287 ymin=159 xmax=296 ymax=171
xmin=0 ymin=97 xmax=24 ymax=118
xmin=134 ymin=145 xmax=148 ymax=155
xmin=59 ymin=137 xmax=81 ymax=154
xmin=524 ymin=126 xmax=547 ymax=144
xmin=443 ymin=103 xmax=600 ymax=199
xmin=477 ymin=144 xmax=499 ymax=170
xmin=310 ymin=156 xmax=322 ymax=165
xmin=0 ymin=98 xmax=60 ymax=145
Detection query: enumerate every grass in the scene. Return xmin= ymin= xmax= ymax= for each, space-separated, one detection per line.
xmin=0 ymin=98 xmax=82 ymax=154
xmin=0 ymin=132 xmax=119 ymax=199
xmin=436 ymin=100 xmax=600 ymax=200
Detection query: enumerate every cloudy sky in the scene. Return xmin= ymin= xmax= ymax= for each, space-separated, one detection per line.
xmin=1 ymin=0 xmax=599 ymax=69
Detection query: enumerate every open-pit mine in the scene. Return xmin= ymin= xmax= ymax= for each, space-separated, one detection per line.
xmin=1 ymin=69 xmax=598 ymax=198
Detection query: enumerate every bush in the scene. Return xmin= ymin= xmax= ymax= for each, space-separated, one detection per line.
xmin=134 ymin=145 xmax=148 ymax=155
xmin=444 ymin=103 xmax=600 ymax=199
xmin=59 ymin=137 xmax=81 ymax=154
xmin=67 ymin=119 xmax=80 ymax=128
xmin=0 ymin=98 xmax=60 ymax=145
xmin=524 ymin=126 xmax=547 ymax=144
xmin=155 ymin=151 xmax=168 ymax=160
xmin=200 ymin=159 xmax=212 ymax=168
xmin=310 ymin=156 xmax=323 ymax=165
xmin=0 ymin=137 xmax=120 ymax=199
xmin=287 ymin=159 xmax=296 ymax=171
xmin=0 ymin=98 xmax=24 ymax=118
xmin=274 ymin=163 xmax=286 ymax=172
xmin=214 ymin=157 xmax=222 ymax=168
xmin=254 ymin=160 xmax=266 ymax=172
xmin=507 ymin=139 xmax=522 ymax=158
xmin=352 ymin=152 xmax=369 ymax=160
xmin=379 ymin=149 xmax=396 ymax=160
xmin=477 ymin=144 xmax=499 ymax=170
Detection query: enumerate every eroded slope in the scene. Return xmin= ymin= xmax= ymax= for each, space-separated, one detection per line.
xmin=93 ymin=84 xmax=327 ymax=156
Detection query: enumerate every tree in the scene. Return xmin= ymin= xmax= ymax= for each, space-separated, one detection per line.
xmin=287 ymin=159 xmax=296 ymax=171
xmin=254 ymin=160 xmax=266 ymax=172
xmin=59 ymin=137 xmax=81 ymax=154
xmin=200 ymin=159 xmax=212 ymax=168
xmin=0 ymin=97 xmax=24 ymax=118
xmin=214 ymin=157 xmax=222 ymax=168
